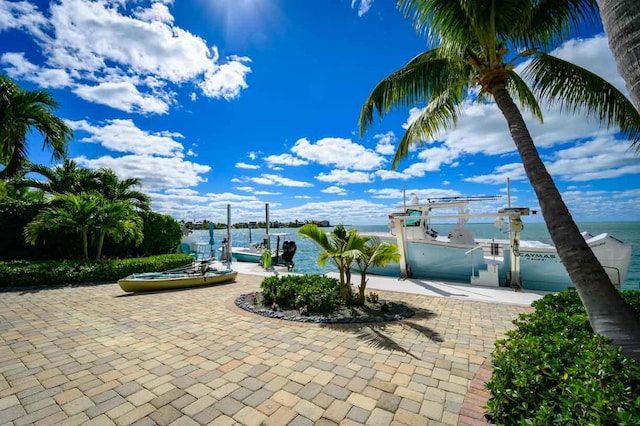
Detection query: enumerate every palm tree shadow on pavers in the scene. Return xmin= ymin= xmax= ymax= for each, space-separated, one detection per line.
xmin=321 ymin=305 xmax=442 ymax=359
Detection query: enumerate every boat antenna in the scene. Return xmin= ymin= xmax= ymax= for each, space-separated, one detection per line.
xmin=507 ymin=177 xmax=511 ymax=208
xmin=265 ymin=203 xmax=271 ymax=252
xmin=403 ymin=184 xmax=406 ymax=211
xmin=226 ymin=204 xmax=231 ymax=270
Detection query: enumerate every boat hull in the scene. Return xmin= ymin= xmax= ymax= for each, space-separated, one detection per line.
xmin=365 ymin=233 xmax=631 ymax=292
xmin=118 ymin=270 xmax=238 ymax=292
xmin=231 ymin=248 xmax=262 ymax=263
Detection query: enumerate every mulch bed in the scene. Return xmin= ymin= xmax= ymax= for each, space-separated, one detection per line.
xmin=235 ymin=292 xmax=415 ymax=323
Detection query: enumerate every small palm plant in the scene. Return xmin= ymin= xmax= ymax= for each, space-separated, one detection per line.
xmin=298 ymin=224 xmax=362 ymax=304
xmin=354 ymin=237 xmax=400 ymax=306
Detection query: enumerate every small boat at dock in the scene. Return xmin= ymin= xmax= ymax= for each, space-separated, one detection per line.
xmin=118 ymin=263 xmax=237 ymax=292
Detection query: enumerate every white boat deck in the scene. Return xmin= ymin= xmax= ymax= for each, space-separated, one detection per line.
xmin=216 ymin=259 xmax=548 ymax=306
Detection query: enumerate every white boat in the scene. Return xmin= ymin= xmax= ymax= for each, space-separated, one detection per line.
xmin=228 ymin=232 xmax=297 ymax=270
xmin=364 ymin=196 xmax=632 ymax=292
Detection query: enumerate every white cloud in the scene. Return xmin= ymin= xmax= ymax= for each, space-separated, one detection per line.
xmin=351 ymin=0 xmax=373 ymax=17
xmin=133 ymin=2 xmax=174 ymax=24
xmin=74 ymin=154 xmax=211 ymax=191
xmin=546 ymin=136 xmax=640 ymax=181
xmin=74 ymin=81 xmax=170 ymax=114
xmin=235 ymin=186 xmax=254 ymax=192
xmin=235 ymin=162 xmax=260 ymax=170
xmin=401 ymin=145 xmax=461 ymax=177
xmin=465 ymin=163 xmax=527 ymax=184
xmin=249 ymin=174 xmax=313 ymax=188
xmin=374 ymin=131 xmax=396 ymax=155
xmin=322 ymin=186 xmax=348 ymax=195
xmin=315 ymin=169 xmax=373 ymax=184
xmin=264 ymin=153 xmax=309 ymax=166
xmin=0 ymin=0 xmax=47 ymax=37
xmin=68 ymin=119 xmax=184 ymax=157
xmin=1 ymin=0 xmax=252 ymax=114
xmin=291 ymin=137 xmax=385 ymax=171
xmin=374 ymin=169 xmax=411 ymax=180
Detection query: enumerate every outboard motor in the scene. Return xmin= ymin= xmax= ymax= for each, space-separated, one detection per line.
xmin=282 ymin=240 xmax=296 ymax=268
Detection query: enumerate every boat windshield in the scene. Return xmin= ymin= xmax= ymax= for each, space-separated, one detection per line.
xmin=406 ymin=209 xmax=422 ymax=226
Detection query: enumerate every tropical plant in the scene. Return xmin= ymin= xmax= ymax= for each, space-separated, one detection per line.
xmin=359 ymin=0 xmax=640 ymax=359
xmin=0 ymin=74 xmax=73 ymax=178
xmin=24 ymin=192 xmax=103 ymax=260
xmin=23 ymin=192 xmax=144 ymax=261
xmin=95 ymin=168 xmax=150 ymax=210
xmin=354 ymin=236 xmax=401 ymax=305
xmin=17 ymin=160 xmax=101 ymax=195
xmin=298 ymin=224 xmax=362 ymax=303
xmin=93 ymin=199 xmax=143 ymax=261
xmin=597 ymin=0 xmax=640 ymax=111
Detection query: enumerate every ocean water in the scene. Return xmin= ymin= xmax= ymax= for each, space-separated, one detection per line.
xmin=193 ymin=221 xmax=640 ymax=291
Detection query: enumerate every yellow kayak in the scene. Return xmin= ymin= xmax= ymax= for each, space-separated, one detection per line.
xmin=118 ymin=269 xmax=237 ymax=293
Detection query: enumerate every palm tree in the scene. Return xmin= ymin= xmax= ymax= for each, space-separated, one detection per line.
xmin=596 ymin=0 xmax=640 ymax=111
xmin=359 ymin=0 xmax=640 ymax=360
xmin=0 ymin=74 xmax=73 ymax=178
xmin=17 ymin=160 xmax=101 ymax=195
xmin=95 ymin=168 xmax=150 ymax=210
xmin=24 ymin=192 xmax=102 ymax=260
xmin=354 ymin=236 xmax=400 ymax=305
xmin=93 ymin=199 xmax=143 ymax=261
xmin=298 ymin=224 xmax=361 ymax=303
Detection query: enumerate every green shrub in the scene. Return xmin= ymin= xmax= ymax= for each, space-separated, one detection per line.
xmin=260 ymin=274 xmax=341 ymax=314
xmin=486 ymin=289 xmax=640 ymax=425
xmin=0 ymin=254 xmax=194 ymax=288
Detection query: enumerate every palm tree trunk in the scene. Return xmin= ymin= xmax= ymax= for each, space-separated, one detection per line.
xmin=492 ymin=83 xmax=640 ymax=361
xmin=358 ymin=273 xmax=367 ymax=306
xmin=82 ymin=229 xmax=89 ymax=261
xmin=95 ymin=232 xmax=105 ymax=261
xmin=597 ymin=0 xmax=640 ymax=111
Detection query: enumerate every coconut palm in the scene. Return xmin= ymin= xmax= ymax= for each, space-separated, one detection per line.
xmin=298 ymin=224 xmax=361 ymax=303
xmin=93 ymin=199 xmax=143 ymax=261
xmin=359 ymin=0 xmax=640 ymax=360
xmin=95 ymin=168 xmax=150 ymax=210
xmin=17 ymin=160 xmax=101 ymax=195
xmin=597 ymin=0 xmax=640 ymax=111
xmin=354 ymin=236 xmax=400 ymax=305
xmin=24 ymin=192 xmax=102 ymax=260
xmin=0 ymin=74 xmax=73 ymax=178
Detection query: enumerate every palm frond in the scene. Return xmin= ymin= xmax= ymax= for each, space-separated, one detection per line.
xmin=506 ymin=69 xmax=543 ymax=122
xmin=523 ymin=53 xmax=640 ymax=149
xmin=392 ymin=89 xmax=464 ymax=169
xmin=359 ymin=50 xmax=470 ymax=135
xmin=518 ymin=0 xmax=599 ymax=51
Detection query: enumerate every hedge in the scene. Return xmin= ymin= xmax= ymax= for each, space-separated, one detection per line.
xmin=486 ymin=290 xmax=640 ymax=425
xmin=0 ymin=254 xmax=194 ymax=288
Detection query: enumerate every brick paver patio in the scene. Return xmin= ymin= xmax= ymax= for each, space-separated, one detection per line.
xmin=0 ymin=274 xmax=531 ymax=425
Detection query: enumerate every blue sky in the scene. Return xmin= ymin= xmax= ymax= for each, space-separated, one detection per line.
xmin=1 ymin=0 xmax=639 ymax=225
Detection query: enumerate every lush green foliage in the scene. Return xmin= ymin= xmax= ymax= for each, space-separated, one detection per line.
xmin=486 ymin=290 xmax=640 ymax=425
xmin=0 ymin=254 xmax=193 ymax=288
xmin=1 ymin=74 xmax=73 ymax=177
xmin=0 ymin=198 xmax=182 ymax=261
xmin=260 ymin=274 xmax=342 ymax=314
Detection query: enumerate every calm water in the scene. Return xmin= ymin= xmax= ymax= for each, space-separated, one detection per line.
xmin=194 ymin=221 xmax=640 ymax=290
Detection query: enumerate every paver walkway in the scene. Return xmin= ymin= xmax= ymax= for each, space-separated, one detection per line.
xmin=0 ymin=274 xmax=531 ymax=425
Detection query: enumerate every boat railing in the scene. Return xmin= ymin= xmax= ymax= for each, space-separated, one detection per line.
xmin=464 ymin=246 xmax=483 ymax=255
